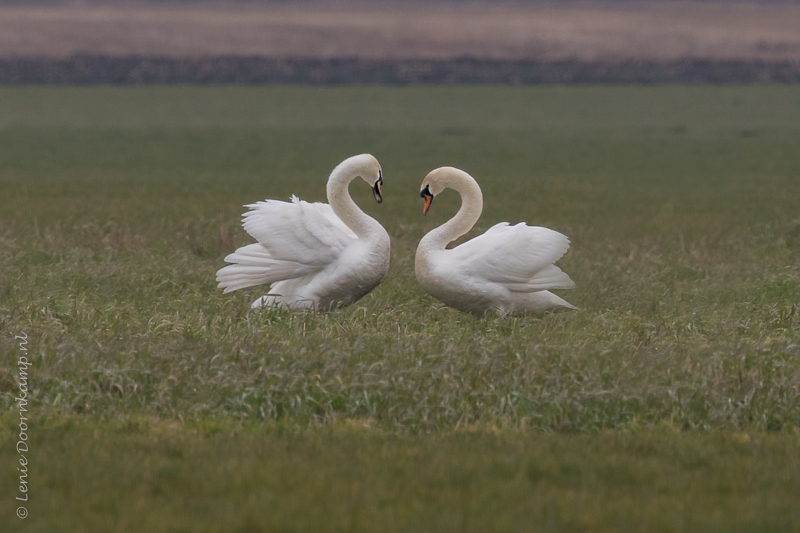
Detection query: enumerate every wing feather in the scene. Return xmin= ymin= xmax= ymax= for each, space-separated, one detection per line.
xmin=217 ymin=197 xmax=358 ymax=295
xmin=241 ymin=196 xmax=356 ymax=267
xmin=450 ymin=222 xmax=574 ymax=290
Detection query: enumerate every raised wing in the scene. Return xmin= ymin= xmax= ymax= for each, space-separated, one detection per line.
xmin=449 ymin=222 xmax=574 ymax=292
xmin=242 ymin=195 xmax=357 ymax=268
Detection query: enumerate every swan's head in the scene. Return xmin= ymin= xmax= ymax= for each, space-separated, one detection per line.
xmin=419 ymin=166 xmax=469 ymax=215
xmin=346 ymin=153 xmax=383 ymax=204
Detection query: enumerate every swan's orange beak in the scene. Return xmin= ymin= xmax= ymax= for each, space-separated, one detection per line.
xmin=422 ymin=193 xmax=433 ymax=215
xmin=420 ymin=184 xmax=433 ymax=215
xmin=372 ymin=177 xmax=383 ymax=203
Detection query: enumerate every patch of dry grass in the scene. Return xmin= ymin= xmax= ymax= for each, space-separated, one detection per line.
xmin=1 ymin=1 xmax=799 ymax=61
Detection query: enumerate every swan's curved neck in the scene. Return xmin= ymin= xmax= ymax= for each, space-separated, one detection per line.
xmin=420 ymin=172 xmax=483 ymax=251
xmin=326 ymin=164 xmax=380 ymax=238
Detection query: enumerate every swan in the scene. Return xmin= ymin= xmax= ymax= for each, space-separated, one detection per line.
xmin=216 ymin=154 xmax=390 ymax=310
xmin=415 ymin=166 xmax=576 ymax=316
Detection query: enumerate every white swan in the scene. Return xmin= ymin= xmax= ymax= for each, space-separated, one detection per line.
xmin=216 ymin=154 xmax=390 ymax=310
xmin=415 ymin=167 xmax=576 ymax=316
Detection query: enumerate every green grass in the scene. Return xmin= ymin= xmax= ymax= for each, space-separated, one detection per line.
xmin=1 ymin=85 xmax=799 ymax=531
xmin=2 ymin=419 xmax=800 ymax=533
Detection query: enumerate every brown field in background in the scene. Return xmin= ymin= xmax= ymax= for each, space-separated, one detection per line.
xmin=2 ymin=1 xmax=800 ymax=61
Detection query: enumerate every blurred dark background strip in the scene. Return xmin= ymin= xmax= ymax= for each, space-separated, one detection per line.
xmin=2 ymin=56 xmax=800 ymax=85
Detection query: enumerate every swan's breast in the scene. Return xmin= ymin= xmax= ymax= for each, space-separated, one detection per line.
xmin=416 ymin=249 xmax=503 ymax=314
xmin=314 ymin=232 xmax=390 ymax=309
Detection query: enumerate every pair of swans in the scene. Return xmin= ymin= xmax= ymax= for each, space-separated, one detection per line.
xmin=216 ymin=154 xmax=576 ymax=316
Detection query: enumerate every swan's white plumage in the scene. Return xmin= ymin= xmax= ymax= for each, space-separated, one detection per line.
xmin=415 ymin=167 xmax=576 ymax=316
xmin=216 ymin=154 xmax=389 ymax=310
xmin=451 ymin=222 xmax=574 ymax=291
xmin=242 ymin=196 xmax=356 ymax=269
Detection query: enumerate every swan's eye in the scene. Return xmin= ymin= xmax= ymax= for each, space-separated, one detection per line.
xmin=420 ymin=185 xmax=432 ymax=199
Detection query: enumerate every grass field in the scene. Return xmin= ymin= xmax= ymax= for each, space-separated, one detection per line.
xmin=1 ymin=85 xmax=800 ymax=531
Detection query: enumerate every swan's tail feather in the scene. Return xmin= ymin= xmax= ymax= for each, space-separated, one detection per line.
xmin=216 ymin=243 xmax=308 ymax=294
xmin=536 ymin=291 xmax=579 ymax=311
xmin=507 ymin=265 xmax=576 ymax=292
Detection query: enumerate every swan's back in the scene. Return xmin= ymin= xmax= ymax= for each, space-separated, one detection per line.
xmin=451 ymin=222 xmax=574 ymax=292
